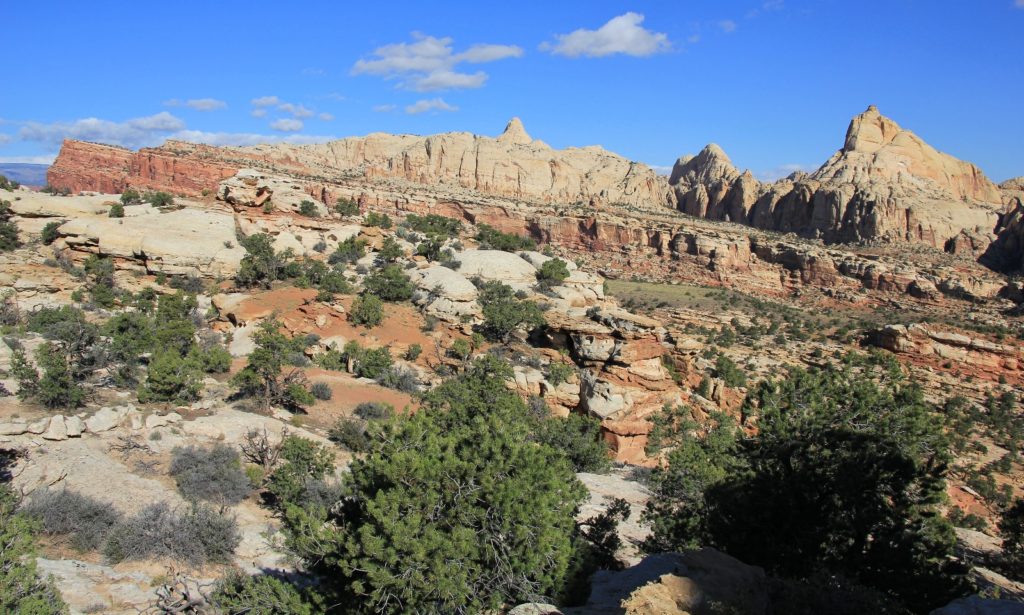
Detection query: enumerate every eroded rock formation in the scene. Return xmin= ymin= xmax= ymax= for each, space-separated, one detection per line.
xmin=669 ymin=106 xmax=1004 ymax=249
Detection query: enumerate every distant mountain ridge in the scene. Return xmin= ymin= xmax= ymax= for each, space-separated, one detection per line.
xmin=46 ymin=107 xmax=1021 ymax=267
xmin=0 ymin=163 xmax=49 ymax=186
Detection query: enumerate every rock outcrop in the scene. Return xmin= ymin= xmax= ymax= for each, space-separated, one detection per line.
xmin=49 ymin=118 xmax=670 ymax=208
xmin=561 ymin=549 xmax=768 ymax=615
xmin=865 ymin=323 xmax=1024 ymax=385
xmin=669 ymin=106 xmax=1004 ymax=249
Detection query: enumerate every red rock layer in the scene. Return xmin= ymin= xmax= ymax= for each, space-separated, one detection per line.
xmin=48 ymin=139 xmax=240 ymax=195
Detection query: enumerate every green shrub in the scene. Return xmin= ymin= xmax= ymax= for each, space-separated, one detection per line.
xmin=108 ymin=203 xmax=125 ymax=218
xmin=144 ymin=191 xmax=175 ymax=208
xmin=364 ymin=212 xmax=392 ymax=228
xmin=278 ymin=356 xmax=586 ymax=613
xmin=335 ymin=197 xmax=359 ymax=216
xmin=0 ymin=485 xmax=68 ymax=613
xmin=714 ymin=354 xmax=746 ymax=387
xmin=475 ymin=223 xmax=535 ymax=251
xmin=547 ymin=361 xmax=575 ymax=386
xmin=644 ymin=364 xmax=966 ymax=612
xmin=10 ymin=349 xmax=39 ymax=401
xmin=267 ymin=436 xmax=336 ymax=509
xmin=354 ymin=347 xmax=392 ymax=380
xmin=328 ymin=236 xmax=366 ymax=266
xmin=0 ymin=174 xmax=18 ymax=191
xmin=405 ymin=213 xmax=462 ymax=239
xmin=298 ymin=200 xmax=319 ymax=218
xmin=349 ymin=294 xmax=385 ymax=327
xmin=210 ymin=571 xmax=319 ymax=615
xmin=0 ymin=200 xmax=19 ymax=252
xmin=169 ymin=444 xmax=251 ymax=506
xmin=376 ymin=236 xmax=403 ymax=264
xmin=362 ymin=264 xmax=414 ymax=301
xmin=328 ymin=417 xmax=370 ymax=453
xmin=537 ymin=258 xmax=570 ymax=288
xmin=40 ymin=221 xmax=61 ymax=245
xmin=21 ymin=489 xmax=122 ymax=552
xmin=34 ymin=343 xmax=85 ymax=409
xmin=236 ymin=233 xmax=295 ymax=288
xmin=534 ymin=414 xmax=610 ymax=473
xmin=191 ymin=344 xmax=232 ymax=373
xmin=478 ymin=280 xmax=544 ymax=342
xmin=138 ymin=350 xmax=201 ymax=404
xmin=120 ymin=188 xmax=142 ymax=205
xmin=450 ymin=338 xmax=472 ymax=360
xmin=405 ymin=343 xmax=422 ymax=361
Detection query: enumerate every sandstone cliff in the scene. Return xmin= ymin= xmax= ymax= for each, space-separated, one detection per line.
xmin=46 ymin=107 xmax=1020 ymax=271
xmin=48 ymin=118 xmax=670 ymax=208
xmin=669 ymin=105 xmax=1004 ymax=249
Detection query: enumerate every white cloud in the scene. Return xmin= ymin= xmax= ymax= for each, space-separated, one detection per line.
xmin=456 ymin=44 xmax=523 ymax=63
xmin=251 ymin=108 xmax=267 ymax=118
xmin=373 ymin=104 xmax=397 ymax=113
xmin=270 ymin=118 xmax=304 ymax=132
xmin=323 ymin=92 xmax=347 ymax=102
xmin=318 ymin=112 xmax=334 ymax=121
xmin=11 ymin=111 xmax=333 ymax=153
xmin=1017 ymin=0 xmax=1024 ymax=7
xmin=168 ymin=130 xmax=335 ymax=147
xmin=278 ymin=103 xmax=314 ymax=118
xmin=301 ymin=67 xmax=326 ymax=76
xmin=165 ymin=98 xmax=227 ymax=111
xmin=414 ymin=70 xmax=487 ymax=91
xmin=251 ymin=95 xmax=281 ymax=107
xmin=0 ymin=134 xmax=10 ymax=145
xmin=186 ymin=98 xmax=226 ymax=111
xmin=18 ymin=112 xmax=186 ymax=149
xmin=541 ymin=12 xmax=671 ymax=58
xmin=352 ymin=33 xmax=522 ymax=91
xmin=405 ymin=98 xmax=458 ymax=115
xmin=0 ymin=155 xmax=55 ymax=164
xmin=719 ymin=20 xmax=737 ymax=33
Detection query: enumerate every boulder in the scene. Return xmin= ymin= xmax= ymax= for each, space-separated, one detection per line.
xmin=41 ymin=415 xmax=68 ymax=441
xmin=567 ymin=549 xmax=767 ymax=615
xmin=84 ymin=407 xmax=122 ymax=433
xmin=64 ymin=416 xmax=84 ymax=438
xmin=456 ymin=250 xmax=538 ymax=286
xmin=27 ymin=417 xmax=49 ymax=435
xmin=0 ymin=422 xmax=28 ymax=436
xmin=410 ymin=266 xmax=478 ymax=302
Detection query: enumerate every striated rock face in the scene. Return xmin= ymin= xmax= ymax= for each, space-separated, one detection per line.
xmin=49 ymin=118 xmax=670 ymax=208
xmin=669 ymin=106 xmax=1004 ymax=249
xmin=865 ymin=323 xmax=1024 ymax=385
xmin=48 ymin=139 xmax=240 ymax=195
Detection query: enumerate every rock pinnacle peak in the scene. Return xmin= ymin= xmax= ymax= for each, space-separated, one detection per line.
xmin=498 ymin=117 xmax=532 ymax=145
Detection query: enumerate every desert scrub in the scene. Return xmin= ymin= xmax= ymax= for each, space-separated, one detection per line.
xmin=21 ymin=489 xmax=122 ymax=552
xmin=169 ymin=444 xmax=251 ymax=507
xmin=103 ymin=502 xmax=240 ymax=566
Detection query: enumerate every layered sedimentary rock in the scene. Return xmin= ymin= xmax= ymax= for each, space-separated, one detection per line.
xmin=865 ymin=323 xmax=1024 ymax=385
xmin=669 ymin=106 xmax=1004 ymax=249
xmin=49 ymin=118 xmax=669 ymax=208
xmin=48 ymin=139 xmax=240 ymax=195
xmin=47 ymin=107 xmax=1021 ymax=273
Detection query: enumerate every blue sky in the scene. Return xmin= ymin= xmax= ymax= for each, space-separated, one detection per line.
xmin=2 ymin=0 xmax=1022 ymax=181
